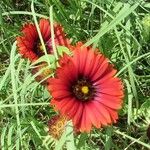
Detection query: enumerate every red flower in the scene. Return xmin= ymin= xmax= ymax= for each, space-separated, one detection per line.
xmin=16 ymin=18 xmax=70 ymax=62
xmin=48 ymin=42 xmax=124 ymax=132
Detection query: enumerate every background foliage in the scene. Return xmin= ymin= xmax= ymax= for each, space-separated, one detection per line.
xmin=0 ymin=0 xmax=150 ymax=149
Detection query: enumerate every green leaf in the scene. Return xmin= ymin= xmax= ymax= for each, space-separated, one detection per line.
xmin=56 ymin=46 xmax=72 ymax=57
xmin=84 ymin=2 xmax=140 ymax=46
xmin=66 ymin=122 xmax=76 ymax=150
xmin=77 ymin=133 xmax=87 ymax=149
xmin=30 ymin=54 xmax=56 ymax=66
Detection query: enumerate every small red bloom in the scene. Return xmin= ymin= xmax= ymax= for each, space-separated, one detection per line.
xmin=48 ymin=42 xmax=124 ymax=132
xmin=16 ymin=18 xmax=70 ymax=62
xmin=48 ymin=115 xmax=68 ymax=139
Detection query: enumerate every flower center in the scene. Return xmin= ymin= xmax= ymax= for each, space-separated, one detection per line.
xmin=34 ymin=40 xmax=51 ymax=57
xmin=37 ymin=42 xmax=45 ymax=55
xmin=81 ymin=86 xmax=89 ymax=94
xmin=72 ymin=78 xmax=94 ymax=101
xmin=37 ymin=43 xmax=44 ymax=52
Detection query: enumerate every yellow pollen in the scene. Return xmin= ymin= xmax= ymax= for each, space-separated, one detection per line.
xmin=81 ymin=86 xmax=89 ymax=94
xmin=37 ymin=43 xmax=44 ymax=52
xmin=39 ymin=45 xmax=44 ymax=51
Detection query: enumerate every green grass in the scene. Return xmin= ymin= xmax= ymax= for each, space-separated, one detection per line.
xmin=0 ymin=0 xmax=150 ymax=149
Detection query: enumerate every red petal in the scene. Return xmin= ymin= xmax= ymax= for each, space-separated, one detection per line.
xmin=72 ymin=103 xmax=83 ymax=127
xmin=78 ymin=47 xmax=88 ymax=74
xmin=39 ymin=19 xmax=50 ymax=41
xmin=97 ymin=69 xmax=117 ymax=84
xmin=84 ymin=107 xmax=92 ymax=132
xmin=95 ymin=77 xmax=123 ymax=88
xmin=91 ymin=101 xmax=108 ymax=126
xmin=59 ymin=54 xmax=71 ymax=67
xmin=91 ymin=60 xmax=108 ymax=82
xmin=57 ymin=60 xmax=77 ymax=82
xmin=48 ymin=78 xmax=68 ymax=86
xmin=22 ymin=23 xmax=37 ymax=41
xmin=99 ymin=65 xmax=117 ymax=82
xmin=16 ymin=37 xmax=38 ymax=61
xmin=92 ymin=101 xmax=112 ymax=124
xmin=67 ymin=100 xmax=80 ymax=118
xmin=99 ymin=88 xmax=124 ymax=96
xmin=79 ymin=105 xmax=86 ymax=132
xmin=49 ymin=84 xmax=69 ymax=92
xmin=95 ymin=95 xmax=122 ymax=109
xmin=58 ymin=97 xmax=76 ymax=115
xmin=89 ymin=55 xmax=105 ymax=78
xmin=48 ymin=78 xmax=70 ymax=90
xmin=52 ymin=90 xmax=71 ymax=99
xmin=85 ymin=101 xmax=101 ymax=128
xmin=72 ymin=49 xmax=80 ymax=75
xmin=17 ymin=37 xmax=30 ymax=48
xmin=106 ymin=107 xmax=118 ymax=123
xmin=77 ymin=104 xmax=92 ymax=132
xmin=84 ymin=48 xmax=95 ymax=76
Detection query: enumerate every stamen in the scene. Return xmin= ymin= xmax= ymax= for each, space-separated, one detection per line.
xmin=81 ymin=86 xmax=89 ymax=94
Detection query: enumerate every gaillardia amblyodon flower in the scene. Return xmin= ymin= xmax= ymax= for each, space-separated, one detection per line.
xmin=16 ymin=18 xmax=70 ymax=84
xmin=48 ymin=42 xmax=124 ymax=132
xmin=16 ymin=18 xmax=70 ymax=62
